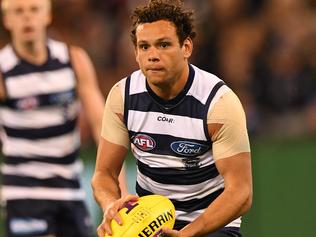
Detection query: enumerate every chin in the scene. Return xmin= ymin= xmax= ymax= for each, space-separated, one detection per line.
xmin=22 ymin=38 xmax=36 ymax=45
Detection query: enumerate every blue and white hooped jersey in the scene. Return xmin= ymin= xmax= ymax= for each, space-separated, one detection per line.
xmin=0 ymin=39 xmax=85 ymax=201
xmin=124 ymin=64 xmax=241 ymax=229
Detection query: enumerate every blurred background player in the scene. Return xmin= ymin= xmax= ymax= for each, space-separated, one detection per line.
xmin=0 ymin=0 xmax=127 ymax=236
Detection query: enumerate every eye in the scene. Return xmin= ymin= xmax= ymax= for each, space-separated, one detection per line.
xmin=30 ymin=6 xmax=40 ymax=13
xmin=14 ymin=7 xmax=23 ymax=15
xmin=139 ymin=44 xmax=149 ymax=50
xmin=159 ymin=42 xmax=170 ymax=48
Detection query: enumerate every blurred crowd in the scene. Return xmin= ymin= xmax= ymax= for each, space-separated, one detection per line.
xmin=0 ymin=0 xmax=315 ymax=138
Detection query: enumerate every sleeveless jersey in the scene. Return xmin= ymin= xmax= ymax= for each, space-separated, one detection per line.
xmin=124 ymin=64 xmax=241 ymax=229
xmin=0 ymin=39 xmax=85 ymax=201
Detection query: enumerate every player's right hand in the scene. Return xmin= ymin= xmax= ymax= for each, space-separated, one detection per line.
xmin=97 ymin=194 xmax=139 ymax=237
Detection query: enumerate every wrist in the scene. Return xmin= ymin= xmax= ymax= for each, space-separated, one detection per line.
xmin=101 ymin=197 xmax=117 ymax=213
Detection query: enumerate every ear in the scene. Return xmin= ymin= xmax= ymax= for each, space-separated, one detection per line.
xmin=45 ymin=12 xmax=52 ymax=26
xmin=2 ymin=15 xmax=11 ymax=31
xmin=182 ymin=37 xmax=193 ymax=59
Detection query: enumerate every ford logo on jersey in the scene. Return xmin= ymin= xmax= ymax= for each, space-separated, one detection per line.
xmin=133 ymin=134 xmax=156 ymax=151
xmin=171 ymin=141 xmax=209 ymax=156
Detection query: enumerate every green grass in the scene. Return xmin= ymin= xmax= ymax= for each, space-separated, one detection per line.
xmin=242 ymin=136 xmax=316 ymax=237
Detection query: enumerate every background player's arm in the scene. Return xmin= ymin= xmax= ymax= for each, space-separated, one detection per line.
xmin=71 ymin=46 xmax=129 ymax=203
xmin=70 ymin=45 xmax=104 ymax=144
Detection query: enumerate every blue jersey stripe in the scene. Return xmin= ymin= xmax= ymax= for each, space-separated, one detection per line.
xmin=3 ymin=148 xmax=80 ymax=165
xmin=137 ymin=160 xmax=219 ymax=185
xmin=4 ymin=88 xmax=77 ymax=109
xmin=129 ymin=93 xmax=206 ymax=118
xmin=3 ymin=57 xmax=71 ymax=78
xmin=136 ymin=182 xmax=223 ymax=211
xmin=3 ymin=118 xmax=77 ymax=139
xmin=3 ymin=175 xmax=81 ymax=188
xmin=130 ymin=131 xmax=210 ymax=157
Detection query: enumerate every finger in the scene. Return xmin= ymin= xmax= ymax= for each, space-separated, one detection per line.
xmin=125 ymin=194 xmax=139 ymax=201
xmin=104 ymin=209 xmax=116 ymax=235
xmin=121 ymin=194 xmax=139 ymax=207
xmin=104 ymin=223 xmax=112 ymax=236
xmin=103 ymin=218 xmax=113 ymax=236
xmin=97 ymin=223 xmax=106 ymax=237
xmin=113 ymin=211 xmax=123 ymax=225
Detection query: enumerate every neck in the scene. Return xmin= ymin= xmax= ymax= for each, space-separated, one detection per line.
xmin=150 ymin=64 xmax=190 ymax=100
xmin=13 ymin=38 xmax=47 ymax=65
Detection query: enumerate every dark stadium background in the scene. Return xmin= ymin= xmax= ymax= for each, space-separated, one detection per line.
xmin=1 ymin=0 xmax=316 ymax=236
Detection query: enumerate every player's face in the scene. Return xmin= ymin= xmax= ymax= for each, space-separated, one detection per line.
xmin=135 ymin=20 xmax=192 ymax=88
xmin=3 ymin=0 xmax=51 ymax=43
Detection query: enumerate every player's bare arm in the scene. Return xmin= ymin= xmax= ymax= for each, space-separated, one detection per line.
xmin=161 ymin=151 xmax=252 ymax=237
xmin=91 ymin=137 xmax=138 ymax=237
xmin=178 ymin=151 xmax=252 ymax=237
xmin=70 ymin=45 xmax=104 ymax=144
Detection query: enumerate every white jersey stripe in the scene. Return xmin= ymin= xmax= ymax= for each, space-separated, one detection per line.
xmin=1 ymin=186 xmax=86 ymax=201
xmin=6 ymin=68 xmax=76 ymax=98
xmin=189 ymin=65 xmax=227 ymax=104
xmin=1 ymin=130 xmax=80 ymax=157
xmin=48 ymin=38 xmax=70 ymax=64
xmin=128 ymin=110 xmax=207 ymax=140
xmin=136 ymin=169 xmax=224 ymax=201
xmin=129 ymin=70 xmax=146 ymax=95
xmin=1 ymin=160 xmax=83 ymax=179
xmin=176 ymin=210 xmax=241 ymax=228
xmin=0 ymin=102 xmax=79 ymax=128
xmin=175 ymin=210 xmax=204 ymax=222
xmin=0 ymin=45 xmax=18 ymax=72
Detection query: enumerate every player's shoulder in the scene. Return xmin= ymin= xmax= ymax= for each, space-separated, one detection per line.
xmin=220 ymin=89 xmax=242 ymax=105
xmin=47 ymin=38 xmax=73 ymax=63
xmin=0 ymin=43 xmax=11 ymax=55
xmin=191 ymin=64 xmax=222 ymax=82
xmin=0 ymin=44 xmax=14 ymax=61
xmin=191 ymin=64 xmax=229 ymax=92
xmin=211 ymin=89 xmax=246 ymax=119
xmin=108 ymin=69 xmax=144 ymax=102
xmin=0 ymin=44 xmax=19 ymax=74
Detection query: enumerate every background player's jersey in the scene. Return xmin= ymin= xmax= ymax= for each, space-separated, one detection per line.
xmin=0 ymin=39 xmax=85 ymax=201
xmin=123 ymin=64 xmax=241 ymax=229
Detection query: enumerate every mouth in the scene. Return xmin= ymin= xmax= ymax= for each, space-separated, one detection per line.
xmin=146 ymin=67 xmax=164 ymax=72
xmin=22 ymin=26 xmax=34 ymax=34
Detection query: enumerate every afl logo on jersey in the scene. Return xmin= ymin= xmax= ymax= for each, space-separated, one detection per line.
xmin=133 ymin=134 xmax=156 ymax=151
xmin=171 ymin=141 xmax=209 ymax=157
xmin=16 ymin=96 xmax=39 ymax=110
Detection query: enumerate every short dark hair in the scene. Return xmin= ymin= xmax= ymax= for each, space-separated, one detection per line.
xmin=130 ymin=0 xmax=196 ymax=46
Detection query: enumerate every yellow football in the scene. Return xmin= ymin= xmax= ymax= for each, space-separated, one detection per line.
xmin=105 ymin=194 xmax=175 ymax=237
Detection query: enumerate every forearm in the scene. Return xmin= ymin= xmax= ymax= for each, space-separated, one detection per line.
xmin=91 ymin=170 xmax=122 ymax=211
xmin=181 ymin=186 xmax=252 ymax=237
xmin=86 ymin=93 xmax=104 ymax=145
xmin=118 ymin=165 xmax=129 ymax=196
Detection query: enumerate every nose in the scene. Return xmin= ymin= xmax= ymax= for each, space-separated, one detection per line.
xmin=147 ymin=47 xmax=160 ymax=62
xmin=22 ymin=11 xmax=32 ymax=22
